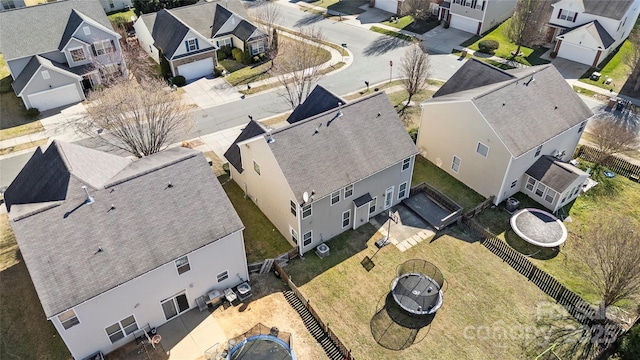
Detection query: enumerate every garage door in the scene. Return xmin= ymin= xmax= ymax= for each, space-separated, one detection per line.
xmin=27 ymin=84 xmax=83 ymax=111
xmin=375 ymin=0 xmax=397 ymax=14
xmin=450 ymin=15 xmax=479 ymax=34
xmin=557 ymin=42 xmax=597 ymax=66
xmin=177 ymin=58 xmax=214 ymax=81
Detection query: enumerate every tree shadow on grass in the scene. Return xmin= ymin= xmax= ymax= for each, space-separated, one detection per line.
xmin=363 ymin=36 xmax=410 ymax=57
xmin=504 ymin=229 xmax=559 ymax=260
xmin=370 ymin=292 xmax=435 ymax=351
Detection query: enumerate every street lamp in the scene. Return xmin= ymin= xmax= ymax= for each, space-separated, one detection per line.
xmin=389 ymin=60 xmax=393 ymax=83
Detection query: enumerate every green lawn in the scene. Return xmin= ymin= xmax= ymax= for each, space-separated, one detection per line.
xmin=370 ymin=26 xmax=416 ymax=42
xmin=310 ymin=0 xmax=368 ymax=15
xmin=220 ymin=176 xmax=293 ymax=263
xmin=464 ymin=19 xmax=550 ymax=66
xmin=578 ymin=39 xmax=635 ymax=92
xmin=382 ymin=15 xmax=441 ymax=34
xmin=107 ymin=8 xmax=136 ymax=22
xmin=0 ymin=53 xmax=43 ymax=134
xmin=285 ymin=223 xmax=559 ymax=359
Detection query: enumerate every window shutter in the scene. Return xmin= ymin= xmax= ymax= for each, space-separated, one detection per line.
xmin=573 ymin=13 xmax=577 ymax=22
xmin=111 ymin=39 xmax=115 ymax=50
xmin=557 ymin=9 xmax=562 ymax=19
xmin=195 ymin=38 xmax=199 ymax=50
xmin=91 ymin=44 xmax=97 ymax=56
xmin=185 ymin=41 xmax=189 ymax=52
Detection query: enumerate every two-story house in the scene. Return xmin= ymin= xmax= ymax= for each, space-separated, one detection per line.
xmin=0 ymin=0 xmax=25 ymax=11
xmin=134 ymin=1 xmax=268 ymax=81
xmin=0 ymin=0 xmax=126 ymax=111
xmin=224 ymin=88 xmax=419 ymax=255
xmin=548 ymin=0 xmax=640 ymax=66
xmin=99 ymin=0 xmax=133 ymax=13
xmin=416 ymin=59 xmax=593 ymax=212
xmin=3 ymin=141 xmax=249 ymax=359
xmin=437 ymin=0 xmax=517 ymax=35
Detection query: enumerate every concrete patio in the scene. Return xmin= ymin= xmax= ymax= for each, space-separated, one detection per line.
xmin=156 ymin=308 xmax=227 ymax=360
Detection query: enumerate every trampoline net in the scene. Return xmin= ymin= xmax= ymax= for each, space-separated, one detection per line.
xmin=396 ymin=259 xmax=444 ymax=288
xmin=227 ymin=323 xmax=291 ymax=349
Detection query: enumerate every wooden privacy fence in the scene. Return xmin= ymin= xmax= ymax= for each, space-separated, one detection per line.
xmin=273 ymin=262 xmax=355 ymax=360
xmin=575 ymin=145 xmax=640 ymax=181
xmin=463 ymin=196 xmax=495 ymax=218
xmin=462 ymin=217 xmax=624 ymax=346
xmin=409 ymin=182 xmax=464 ymax=230
xmin=247 ymin=247 xmax=299 ymax=274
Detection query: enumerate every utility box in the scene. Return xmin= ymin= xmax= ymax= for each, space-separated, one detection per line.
xmin=590 ymin=71 xmax=601 ymax=81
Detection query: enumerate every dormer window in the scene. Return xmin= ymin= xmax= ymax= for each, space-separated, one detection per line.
xmin=186 ymin=38 xmax=199 ymax=52
xmin=70 ymin=48 xmax=86 ymax=62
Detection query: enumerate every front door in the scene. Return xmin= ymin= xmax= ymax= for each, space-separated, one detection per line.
xmin=161 ymin=293 xmax=189 ymax=320
xmin=81 ymin=76 xmax=93 ymax=91
xmin=384 ymin=186 xmax=394 ymax=210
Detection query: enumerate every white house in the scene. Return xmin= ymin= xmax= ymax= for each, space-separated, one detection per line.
xmin=3 ymin=141 xmax=248 ymax=359
xmin=547 ymin=0 xmax=640 ymax=67
xmin=437 ymin=0 xmax=517 ymax=35
xmin=224 ymin=87 xmax=419 ymax=255
xmin=98 ymin=0 xmax=133 ymax=13
xmin=417 ymin=59 xmax=593 ymax=212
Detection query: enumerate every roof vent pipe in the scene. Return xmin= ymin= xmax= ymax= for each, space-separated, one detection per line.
xmin=82 ymin=186 xmax=95 ymax=205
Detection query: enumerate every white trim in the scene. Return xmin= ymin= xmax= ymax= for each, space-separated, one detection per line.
xmin=384 ymin=186 xmax=394 ymax=210
xmin=398 ymin=182 xmax=408 ymax=200
xmin=476 ymin=141 xmax=489 ymax=157
xmin=301 ymin=203 xmax=312 ymax=219
xmin=302 ymin=230 xmax=313 ymax=247
xmin=451 ymin=155 xmax=461 ymax=173
xmin=330 ymin=190 xmax=340 ymax=206
xmin=17 ymin=65 xmax=82 ymax=96
xmin=341 ymin=209 xmax=351 ymax=229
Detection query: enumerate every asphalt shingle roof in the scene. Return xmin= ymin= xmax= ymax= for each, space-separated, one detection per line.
xmin=433 ymin=59 xmax=515 ymax=98
xmin=428 ymin=61 xmax=594 ymax=157
xmin=0 ymin=0 xmax=113 ymax=61
xmin=526 ymin=155 xmax=587 ymax=192
xmin=582 ymin=0 xmax=634 ymax=20
xmin=223 ymin=120 xmax=266 ymax=173
xmin=12 ymin=55 xmax=81 ymax=94
xmin=6 ymin=141 xmax=244 ymax=317
xmin=151 ymin=9 xmax=190 ymax=58
xmin=561 ymin=20 xmax=616 ymax=49
xmin=287 ymin=85 xmax=347 ymax=124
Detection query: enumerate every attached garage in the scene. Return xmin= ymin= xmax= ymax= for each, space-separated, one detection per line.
xmin=176 ymin=58 xmax=214 ymax=81
xmin=557 ymin=42 xmax=597 ymax=66
xmin=27 ymin=84 xmax=83 ymax=111
xmin=374 ymin=0 xmax=398 ymax=14
xmin=450 ymin=15 xmax=479 ymax=34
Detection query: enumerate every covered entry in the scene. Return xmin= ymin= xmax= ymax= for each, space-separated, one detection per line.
xmin=353 ymin=193 xmax=374 ymax=229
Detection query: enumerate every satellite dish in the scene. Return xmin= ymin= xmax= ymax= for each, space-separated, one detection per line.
xmin=303 ymin=192 xmax=309 ymax=203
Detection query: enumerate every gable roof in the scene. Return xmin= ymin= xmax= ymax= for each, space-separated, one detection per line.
xmin=287 ymin=85 xmax=347 ymax=124
xmin=526 ymin=155 xmax=587 ymax=192
xmin=223 ymin=120 xmax=266 ymax=173
xmin=428 ymin=61 xmax=594 ymax=157
xmin=5 ymin=141 xmax=244 ymax=317
xmin=433 ymin=59 xmax=515 ymax=98
xmin=151 ymin=9 xmax=191 ymax=58
xmin=251 ymin=91 xmax=418 ymax=203
xmin=560 ymin=20 xmax=616 ymax=49
xmin=582 ymin=0 xmax=634 ymax=20
xmin=12 ymin=55 xmax=82 ymax=95
xmin=0 ymin=0 xmax=114 ymax=61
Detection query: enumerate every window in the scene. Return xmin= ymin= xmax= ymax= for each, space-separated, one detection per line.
xmin=369 ymin=197 xmax=377 ymax=215
xmin=451 ymin=156 xmax=461 ymax=173
xmin=398 ymin=182 xmax=407 ymax=199
xmin=331 ymin=190 xmax=340 ymax=205
xmin=578 ymin=121 xmax=586 ymax=133
xmin=344 ymin=184 xmax=353 ymax=198
xmin=70 ymin=48 xmax=86 ymax=62
xmin=83 ymin=26 xmax=91 ymax=35
xmin=476 ymin=142 xmax=489 ymax=157
xmin=303 ymin=231 xmax=312 ymax=246
xmin=250 ymin=41 xmax=265 ymax=55
xmin=535 ymin=145 xmax=542 ymax=157
xmin=475 ymin=0 xmax=485 ymax=10
xmin=573 ymin=186 xmax=580 ymax=196
xmin=535 ymin=183 xmax=546 ymax=197
xmin=302 ymin=204 xmax=312 ymax=219
xmin=559 ymin=10 xmax=577 ymax=22
xmin=105 ymin=315 xmax=138 ymax=344
xmin=561 ymin=191 xmax=569 ymax=204
xmin=402 ymin=157 xmax=411 ymax=171
xmin=175 ymin=256 xmax=190 ymax=275
xmin=58 ymin=309 xmax=79 ymax=330
xmin=161 ymin=293 xmax=189 ymax=320
xmin=217 ymin=38 xmax=232 ymax=47
xmin=290 ymin=200 xmax=297 ymax=216
xmin=41 ymin=70 xmax=50 ymax=80
xmin=93 ymin=40 xmax=115 ymax=55
xmin=253 ymin=160 xmax=261 ymax=175
xmin=1 ymin=0 xmax=16 ymax=9
xmin=511 ymin=180 xmax=518 ymax=188
xmin=291 ymin=228 xmax=298 ymax=244
xmin=217 ymin=271 xmax=229 ymax=282
xmin=526 ymin=177 xmax=536 ymax=191
xmin=545 ymin=188 xmax=557 ymax=203
xmin=342 ymin=210 xmax=351 ymax=228
xmin=186 ymin=38 xmax=199 ymax=52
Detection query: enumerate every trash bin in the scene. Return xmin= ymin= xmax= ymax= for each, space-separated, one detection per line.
xmin=616 ymin=101 xmax=625 ymax=111
xmin=607 ymin=98 xmax=617 ymax=108
xmin=590 ymin=71 xmax=601 ymax=81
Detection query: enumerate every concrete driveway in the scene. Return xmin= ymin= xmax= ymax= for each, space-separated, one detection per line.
xmin=182 ymin=77 xmax=243 ymax=109
xmin=422 ymin=26 xmax=476 ymax=55
xmin=354 ymin=5 xmax=392 ymax=24
xmin=544 ymin=57 xmax=590 ymax=82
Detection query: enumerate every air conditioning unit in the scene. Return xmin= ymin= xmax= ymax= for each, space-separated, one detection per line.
xmin=316 ymin=243 xmax=330 ymax=258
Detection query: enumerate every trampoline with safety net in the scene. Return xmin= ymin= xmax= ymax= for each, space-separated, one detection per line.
xmin=391 ymin=259 xmax=444 ymax=315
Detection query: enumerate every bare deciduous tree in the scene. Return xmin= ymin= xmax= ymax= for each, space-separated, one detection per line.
xmin=79 ymin=78 xmax=194 ymax=157
xmin=623 ymin=29 xmax=640 ymax=92
xmin=580 ymin=214 xmax=640 ymax=314
xmin=506 ymin=0 xmax=552 ymax=57
xmin=251 ymin=0 xmax=282 ymax=49
xmin=590 ymin=114 xmax=640 ymax=164
xmin=274 ymin=28 xmax=327 ymax=110
xmin=402 ymin=0 xmax=432 ymax=21
xmin=401 ymin=43 xmax=431 ymax=109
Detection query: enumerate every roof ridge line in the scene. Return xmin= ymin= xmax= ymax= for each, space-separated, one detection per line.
xmin=104 ymin=151 xmax=199 ymax=188
xmin=471 ymin=65 xmax=551 ymax=100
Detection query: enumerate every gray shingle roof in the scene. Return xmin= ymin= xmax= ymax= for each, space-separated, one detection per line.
xmin=582 ymin=0 xmax=634 ymax=20
xmin=561 ymin=20 xmax=615 ymax=49
xmin=267 ymin=91 xmax=419 ymax=203
xmin=6 ymin=141 xmax=244 ymax=317
xmin=433 ymin=59 xmax=515 ymax=98
xmin=151 ymin=9 xmax=190 ymax=58
xmin=223 ymin=120 xmax=266 ymax=173
xmin=429 ymin=61 xmax=594 ymax=157
xmin=526 ymin=155 xmax=587 ymax=192
xmin=0 ymin=0 xmax=113 ymax=61
xmin=12 ymin=55 xmax=82 ymax=94
xmin=287 ymin=85 xmax=347 ymax=124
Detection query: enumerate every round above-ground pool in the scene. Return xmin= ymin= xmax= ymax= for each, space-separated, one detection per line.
xmin=227 ymin=334 xmax=296 ymax=360
xmin=510 ymin=208 xmax=567 ymax=248
xmin=392 ymin=273 xmax=443 ymax=315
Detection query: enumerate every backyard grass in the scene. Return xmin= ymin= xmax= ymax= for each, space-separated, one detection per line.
xmin=220 ymin=176 xmax=293 ymax=263
xmin=107 ymin=8 xmax=136 ymax=22
xmin=382 ymin=15 xmax=441 ymax=34
xmin=578 ymin=39 xmax=635 ymax=93
xmin=463 ymin=19 xmax=550 ymax=66
xmin=471 ymin=166 xmax=640 ymax=311
xmin=370 ymin=26 xmax=416 ymax=42
xmin=0 ymin=214 xmax=71 ymax=359
xmin=285 ymin=223 xmax=560 ymax=359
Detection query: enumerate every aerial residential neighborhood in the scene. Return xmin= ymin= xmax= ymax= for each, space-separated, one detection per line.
xmin=1 ymin=0 xmax=639 ymax=360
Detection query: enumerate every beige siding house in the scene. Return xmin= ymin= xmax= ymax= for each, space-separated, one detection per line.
xmin=225 ymin=87 xmax=419 ymax=255
xmin=417 ymin=59 xmax=593 ymax=212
